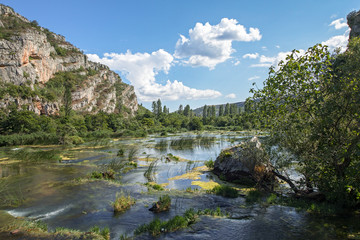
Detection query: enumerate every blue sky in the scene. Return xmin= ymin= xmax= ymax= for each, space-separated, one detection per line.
xmin=3 ymin=0 xmax=359 ymax=111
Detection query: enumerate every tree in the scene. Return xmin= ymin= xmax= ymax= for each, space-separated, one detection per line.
xmin=157 ymin=99 xmax=162 ymax=116
xmin=178 ymin=104 xmax=183 ymax=115
xmin=224 ymin=103 xmax=230 ymax=116
xmin=250 ymin=40 xmax=360 ymax=206
xmin=183 ymin=104 xmax=191 ymax=117
xmin=152 ymin=101 xmax=157 ymax=115
xmin=63 ymin=80 xmax=73 ymax=120
xmin=211 ymin=105 xmax=216 ymax=118
xmin=202 ymin=105 xmax=207 ymax=124
xmin=219 ymin=105 xmax=224 ymax=116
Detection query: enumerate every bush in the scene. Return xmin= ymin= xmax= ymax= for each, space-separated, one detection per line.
xmin=204 ymin=159 xmax=214 ymax=169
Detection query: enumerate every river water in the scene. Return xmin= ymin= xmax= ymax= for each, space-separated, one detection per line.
xmin=0 ymin=132 xmax=358 ymax=239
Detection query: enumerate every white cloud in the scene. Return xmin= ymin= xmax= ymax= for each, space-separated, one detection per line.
xmin=225 ymin=93 xmax=236 ymax=99
xmin=262 ymin=46 xmax=267 ymax=51
xmin=251 ymin=30 xmax=348 ymax=69
xmin=251 ymin=50 xmax=305 ymax=69
xmin=329 ymin=18 xmax=348 ymax=30
xmin=174 ymin=18 xmax=261 ymax=69
xmin=233 ymin=60 xmax=241 ymax=66
xmin=248 ymin=75 xmax=260 ymax=81
xmin=242 ymin=52 xmax=259 ymax=59
xmin=275 ymin=45 xmax=280 ymax=49
xmin=87 ymin=49 xmax=222 ymax=101
xmin=322 ymin=33 xmax=348 ymax=52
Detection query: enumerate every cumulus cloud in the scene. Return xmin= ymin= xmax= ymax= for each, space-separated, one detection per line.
xmin=87 ymin=49 xmax=221 ymax=101
xmin=248 ymin=75 xmax=260 ymax=81
xmin=251 ymin=30 xmax=348 ymax=70
xmin=251 ymin=50 xmax=305 ymax=69
xmin=174 ymin=18 xmax=262 ymax=69
xmin=322 ymin=33 xmax=349 ymax=52
xmin=225 ymin=93 xmax=236 ymax=99
xmin=242 ymin=53 xmax=259 ymax=59
xmin=329 ymin=18 xmax=348 ymax=30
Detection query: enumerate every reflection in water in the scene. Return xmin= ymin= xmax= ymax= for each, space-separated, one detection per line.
xmin=0 ymin=133 xmax=359 ymax=239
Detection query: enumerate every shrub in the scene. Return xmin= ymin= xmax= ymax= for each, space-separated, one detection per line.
xmin=204 ymin=159 xmax=214 ymax=169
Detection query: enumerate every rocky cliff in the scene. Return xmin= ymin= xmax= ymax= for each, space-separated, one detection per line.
xmin=0 ymin=4 xmax=138 ymax=116
xmin=347 ymin=10 xmax=360 ymax=39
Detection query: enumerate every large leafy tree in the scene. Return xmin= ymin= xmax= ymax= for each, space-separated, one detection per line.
xmin=250 ymin=39 xmax=360 ymax=206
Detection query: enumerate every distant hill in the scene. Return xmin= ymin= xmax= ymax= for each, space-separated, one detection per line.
xmin=192 ymin=101 xmax=246 ymax=116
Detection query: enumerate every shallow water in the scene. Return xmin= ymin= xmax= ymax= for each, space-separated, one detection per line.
xmin=0 ymin=132 xmax=359 ymax=239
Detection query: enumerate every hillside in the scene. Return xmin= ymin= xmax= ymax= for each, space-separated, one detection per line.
xmin=0 ymin=4 xmax=138 ymax=116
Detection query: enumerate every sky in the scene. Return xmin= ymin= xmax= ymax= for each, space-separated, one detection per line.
xmin=2 ymin=0 xmax=359 ymax=111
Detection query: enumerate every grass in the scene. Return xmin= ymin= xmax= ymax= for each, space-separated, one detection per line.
xmin=209 ymin=185 xmax=238 ymax=198
xmin=245 ymin=189 xmax=264 ymax=204
xmin=144 ymin=159 xmax=158 ymax=182
xmin=135 ymin=207 xmax=228 ymax=237
xmin=149 ymin=195 xmax=171 ymax=212
xmin=0 ymin=211 xmax=110 ymax=239
xmin=112 ymin=192 xmax=136 ymax=213
xmin=6 ymin=148 xmax=61 ymax=163
xmin=145 ymin=182 xmax=164 ymax=191
xmin=135 ymin=208 xmax=197 ymax=236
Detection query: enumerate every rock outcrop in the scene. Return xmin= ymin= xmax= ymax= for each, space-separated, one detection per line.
xmin=213 ymin=137 xmax=276 ymax=189
xmin=0 ymin=4 xmax=138 ymax=116
xmin=347 ymin=10 xmax=360 ymax=39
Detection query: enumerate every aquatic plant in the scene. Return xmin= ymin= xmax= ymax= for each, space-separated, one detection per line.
xmin=0 ymin=180 xmax=25 ymax=207
xmin=149 ymin=195 xmax=171 ymax=212
xmin=112 ymin=192 xmax=136 ymax=213
xmin=245 ymin=189 xmax=263 ymax=204
xmin=135 ymin=215 xmax=189 ymax=236
xmin=204 ymin=159 xmax=214 ymax=169
xmin=145 ymin=182 xmax=164 ymax=191
xmin=198 ymin=207 xmax=228 ymax=217
xmin=170 ymin=137 xmax=195 ymax=149
xmin=117 ymin=148 xmax=124 ymax=156
xmin=144 ymin=159 xmax=158 ymax=182
xmin=209 ymin=185 xmax=238 ymax=198
xmin=89 ymin=226 xmax=110 ymax=240
xmin=7 ymin=148 xmax=61 ymax=163
xmin=127 ymin=146 xmax=138 ymax=161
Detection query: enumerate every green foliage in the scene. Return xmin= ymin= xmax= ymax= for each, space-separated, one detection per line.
xmin=249 ymin=39 xmax=360 ymax=207
xmin=209 ymin=185 xmax=238 ymax=198
xmin=0 ymin=82 xmax=36 ymax=100
xmin=245 ymin=190 xmax=264 ymax=204
xmin=156 ymin=195 xmax=171 ymax=211
xmin=89 ymin=226 xmax=110 ymax=240
xmin=7 ymin=148 xmax=61 ymax=163
xmin=204 ymin=159 xmax=214 ymax=169
xmin=112 ymin=192 xmax=136 ymax=213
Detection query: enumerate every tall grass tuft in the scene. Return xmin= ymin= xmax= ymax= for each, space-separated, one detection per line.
xmin=112 ymin=192 xmax=136 ymax=213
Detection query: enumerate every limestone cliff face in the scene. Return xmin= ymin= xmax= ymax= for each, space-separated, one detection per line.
xmin=0 ymin=4 xmax=138 ymax=116
xmin=347 ymin=10 xmax=360 ymax=39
